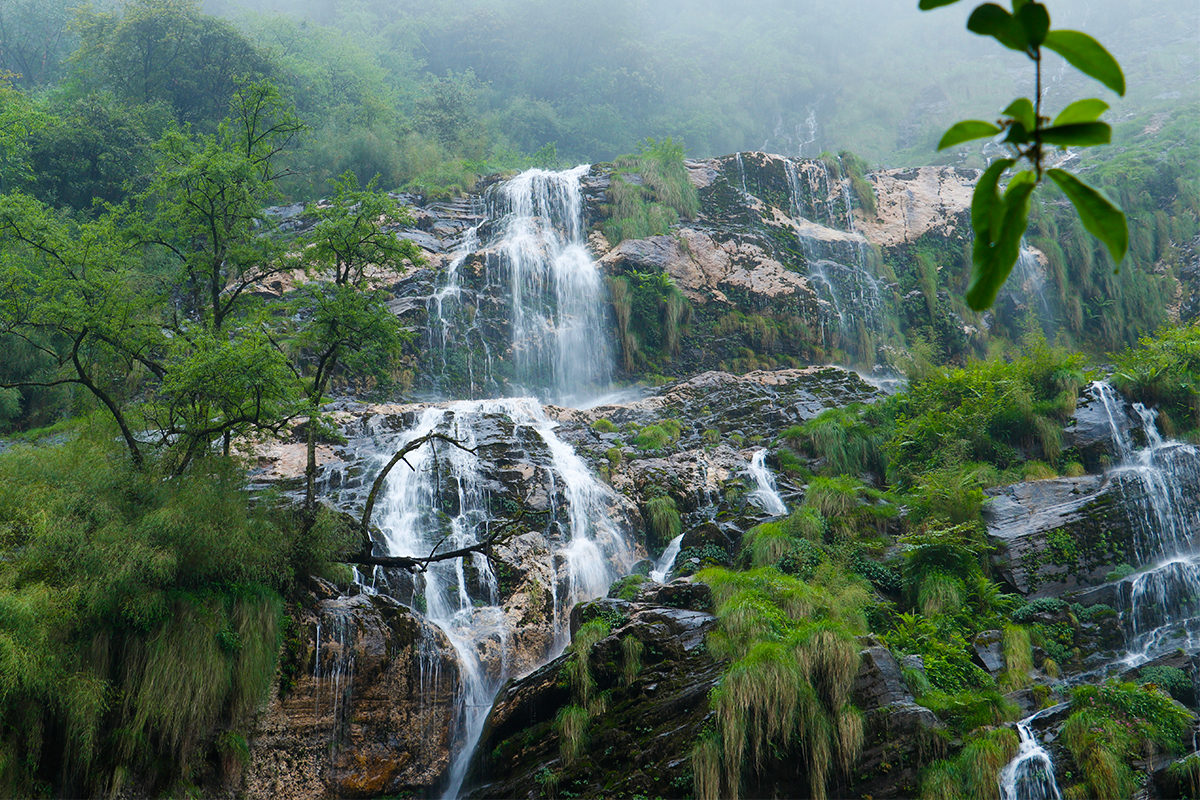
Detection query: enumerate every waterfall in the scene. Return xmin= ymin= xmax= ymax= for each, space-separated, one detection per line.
xmin=779 ymin=155 xmax=882 ymax=362
xmin=363 ymin=398 xmax=634 ymax=797
xmin=426 ymin=166 xmax=613 ymax=405
xmin=747 ymin=449 xmax=787 ymax=516
xmin=998 ymin=711 xmax=1066 ymax=800
xmin=650 ymin=534 xmax=684 ymax=583
xmin=1091 ymin=381 xmax=1200 ymax=663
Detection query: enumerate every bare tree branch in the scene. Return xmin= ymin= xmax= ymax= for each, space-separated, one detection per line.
xmin=358 ymin=431 xmax=477 ymax=537
xmin=350 ymin=433 xmax=543 ymax=574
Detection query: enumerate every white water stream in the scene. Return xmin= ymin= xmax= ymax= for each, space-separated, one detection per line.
xmin=747 ymin=448 xmax=787 ymax=517
xmin=362 ymin=168 xmax=632 ymax=797
xmin=1091 ymin=380 xmax=1200 ymax=663
xmin=998 ymin=709 xmax=1066 ymax=800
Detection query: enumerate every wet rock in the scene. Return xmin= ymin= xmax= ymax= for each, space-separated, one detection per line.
xmin=971 ymin=629 xmax=1005 ymax=675
xmin=850 ymin=646 xmax=949 ymax=799
xmin=464 ymin=598 xmax=723 ymax=800
xmin=986 ymin=477 xmax=1139 ymax=599
xmin=1064 ymin=384 xmax=1135 ymax=472
xmin=243 ymin=594 xmax=461 ymax=799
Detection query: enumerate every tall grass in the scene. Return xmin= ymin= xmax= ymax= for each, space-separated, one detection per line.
xmin=695 ymin=566 xmax=870 ymax=800
xmin=0 ymin=434 xmax=344 ymax=792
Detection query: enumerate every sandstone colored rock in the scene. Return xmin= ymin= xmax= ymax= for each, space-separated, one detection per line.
xmin=243 ymin=593 xmax=461 ymax=799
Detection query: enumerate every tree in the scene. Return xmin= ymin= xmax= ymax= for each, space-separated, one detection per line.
xmin=71 ymin=0 xmax=273 ymax=130
xmin=919 ymin=0 xmax=1129 ymax=310
xmin=0 ymin=81 xmax=309 ymax=469
xmin=284 ymin=172 xmax=423 ymax=512
xmin=0 ymin=195 xmax=156 ymax=464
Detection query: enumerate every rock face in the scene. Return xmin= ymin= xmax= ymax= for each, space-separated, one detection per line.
xmin=461 ymin=588 xmax=949 ymax=800
xmin=242 ymin=590 xmax=461 ymax=799
xmin=463 ymin=584 xmax=722 ymax=800
xmin=985 ymin=477 xmax=1138 ymax=598
xmin=852 ymin=646 xmax=948 ymax=799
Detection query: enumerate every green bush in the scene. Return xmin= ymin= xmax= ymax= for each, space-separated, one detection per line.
xmin=0 ymin=435 xmax=353 ymax=794
xmin=1010 ymin=597 xmax=1067 ymax=624
xmin=1139 ymin=666 xmax=1195 ymax=705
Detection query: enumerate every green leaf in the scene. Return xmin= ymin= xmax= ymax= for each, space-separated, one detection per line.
xmin=967 ymin=177 xmax=1036 ymax=310
xmin=1047 ymin=168 xmax=1128 ymax=263
xmin=1043 ymin=30 xmax=1126 ymax=95
xmin=937 ymin=120 xmax=1003 ymax=150
xmin=971 ymin=158 xmax=1013 ymax=239
xmin=1001 ymin=98 xmax=1036 ymax=131
xmin=1004 ymin=170 xmax=1037 ymax=198
xmin=1015 ymin=3 xmax=1050 ymax=47
xmin=919 ymin=0 xmax=963 ymax=7
xmin=1039 ymin=122 xmax=1111 ymax=147
xmin=1010 ymin=0 xmax=1029 ymax=10
xmin=967 ymin=4 xmax=1029 ymax=51
xmin=1052 ymin=99 xmax=1109 ymax=126
xmin=1003 ymin=121 xmax=1031 ymax=145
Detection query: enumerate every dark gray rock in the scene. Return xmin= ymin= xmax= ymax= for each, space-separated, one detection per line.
xmin=986 ymin=477 xmax=1138 ymax=598
xmin=971 ymin=629 xmax=1005 ymax=674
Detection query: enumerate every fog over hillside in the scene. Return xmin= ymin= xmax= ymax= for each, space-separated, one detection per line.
xmin=199 ymin=0 xmax=1197 ymax=163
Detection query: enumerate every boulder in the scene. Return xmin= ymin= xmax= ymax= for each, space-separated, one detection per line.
xmin=986 ymin=477 xmax=1138 ymax=599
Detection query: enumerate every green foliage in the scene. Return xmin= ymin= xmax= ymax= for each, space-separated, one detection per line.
xmin=609 ymin=270 xmax=691 ymax=372
xmin=921 ymin=0 xmax=1128 ymax=310
xmin=794 ymin=404 xmax=888 ymax=477
xmin=644 ymin=496 xmax=682 ymax=551
xmin=621 ymin=635 xmax=644 ymax=687
xmin=608 ymin=574 xmax=648 ymax=601
xmin=919 ymin=728 xmax=1019 ymax=800
xmin=1010 ymin=597 xmax=1067 ymax=624
xmin=695 ymin=565 xmax=871 ymax=800
xmin=888 ymin=338 xmax=1089 ymax=483
xmin=1112 ymin=322 xmax=1200 ymax=435
xmin=1139 ymin=666 xmax=1195 ymax=706
xmin=555 ymin=704 xmax=590 ymax=765
xmin=602 ymin=137 xmax=699 ymax=245
xmin=591 ymin=418 xmax=617 ymax=433
xmin=1061 ymin=681 xmax=1192 ymax=800
xmin=71 ymin=0 xmax=273 ymax=132
xmin=0 ymin=434 xmax=346 ymax=793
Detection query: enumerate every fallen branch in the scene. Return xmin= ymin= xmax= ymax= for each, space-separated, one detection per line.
xmin=359 ymin=431 xmax=476 ymax=537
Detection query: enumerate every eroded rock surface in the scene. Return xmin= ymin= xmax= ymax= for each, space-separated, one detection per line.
xmin=243 ymin=590 xmax=460 ymax=799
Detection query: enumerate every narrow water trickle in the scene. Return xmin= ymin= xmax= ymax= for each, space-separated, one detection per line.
xmin=998 ymin=711 xmax=1066 ymax=800
xmin=747 ymin=449 xmax=787 ymax=517
xmin=650 ymin=534 xmax=684 ymax=583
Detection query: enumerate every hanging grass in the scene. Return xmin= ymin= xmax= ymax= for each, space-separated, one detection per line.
xmin=694 ymin=566 xmax=870 ymax=800
xmin=999 ymin=624 xmax=1032 ymax=692
xmin=645 ymin=496 xmax=682 ymax=546
xmin=555 ymin=705 xmax=590 ymax=765
xmin=621 ymin=635 xmax=643 ymax=687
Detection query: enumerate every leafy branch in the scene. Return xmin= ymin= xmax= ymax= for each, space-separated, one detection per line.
xmin=921 ymin=0 xmax=1129 ymax=310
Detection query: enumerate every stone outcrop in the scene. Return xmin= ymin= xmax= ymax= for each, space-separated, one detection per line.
xmin=985 ymin=477 xmax=1138 ymax=598
xmin=242 ymin=588 xmax=461 ymax=799
xmin=856 ymin=166 xmax=976 ymax=248
xmin=464 ymin=583 xmax=722 ymax=800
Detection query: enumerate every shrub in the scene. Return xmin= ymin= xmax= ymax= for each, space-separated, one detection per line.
xmin=591 ymin=418 xmax=617 ymax=433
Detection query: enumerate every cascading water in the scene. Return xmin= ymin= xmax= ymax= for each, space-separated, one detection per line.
xmin=348 ymin=166 xmax=635 ymax=796
xmin=650 ymin=535 xmax=684 ymax=583
xmin=779 ymin=155 xmax=882 ymax=362
xmin=1089 ymin=381 xmax=1200 ymax=663
xmin=998 ymin=708 xmax=1066 ymax=800
xmin=426 ymin=166 xmax=613 ymax=405
xmin=747 ymin=449 xmax=787 ymax=516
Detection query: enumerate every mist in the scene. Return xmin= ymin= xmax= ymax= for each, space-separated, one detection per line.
xmin=196 ymin=0 xmax=1197 ymax=165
